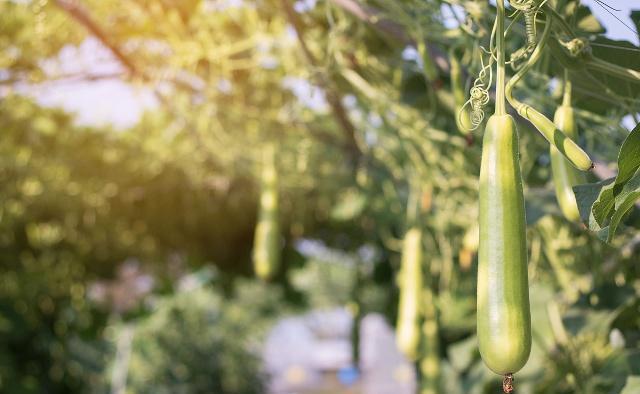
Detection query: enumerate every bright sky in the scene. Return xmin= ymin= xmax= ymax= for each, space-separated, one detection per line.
xmin=581 ymin=0 xmax=639 ymax=45
xmin=23 ymin=1 xmax=640 ymax=130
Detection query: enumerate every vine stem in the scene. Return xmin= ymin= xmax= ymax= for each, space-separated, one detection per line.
xmin=495 ymin=0 xmax=506 ymax=115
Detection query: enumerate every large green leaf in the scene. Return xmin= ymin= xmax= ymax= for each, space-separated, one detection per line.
xmin=607 ymin=173 xmax=640 ymax=242
xmin=612 ymin=123 xmax=640 ymax=192
xmin=573 ymin=123 xmax=640 ymax=241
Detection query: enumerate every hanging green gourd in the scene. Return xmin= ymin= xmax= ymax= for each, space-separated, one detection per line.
xmin=396 ymin=180 xmax=424 ymax=361
xmin=420 ymin=273 xmax=440 ymax=394
xmin=252 ymin=144 xmax=281 ymax=280
xmin=477 ymin=1 xmax=531 ymax=389
xmin=477 ymin=115 xmax=531 ymax=377
xmin=550 ymin=76 xmax=584 ymax=222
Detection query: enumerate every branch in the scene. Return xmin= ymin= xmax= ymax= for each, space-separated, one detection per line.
xmin=52 ymin=0 xmax=225 ymax=171
xmin=281 ymin=0 xmax=362 ymax=163
xmin=329 ymin=0 xmax=410 ymax=43
xmin=53 ymin=0 xmax=138 ymax=76
xmin=0 ymin=71 xmax=126 ymax=86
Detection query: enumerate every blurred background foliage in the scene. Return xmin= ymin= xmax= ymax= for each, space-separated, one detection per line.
xmin=0 ymin=0 xmax=639 ymax=393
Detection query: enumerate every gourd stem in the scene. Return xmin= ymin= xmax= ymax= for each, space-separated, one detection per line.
xmin=503 ymin=373 xmax=514 ymax=393
xmin=495 ymin=0 xmax=506 ymax=116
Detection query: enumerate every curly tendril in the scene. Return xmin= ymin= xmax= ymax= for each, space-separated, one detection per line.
xmin=511 ymin=0 xmax=537 ymax=44
xmin=470 ymin=84 xmax=491 ymax=125
xmin=456 ymin=12 xmax=500 ymax=132
xmin=459 ymin=56 xmax=492 ymax=131
xmin=508 ymin=0 xmax=549 ymax=70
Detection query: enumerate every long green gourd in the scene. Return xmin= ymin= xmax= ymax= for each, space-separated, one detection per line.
xmin=477 ymin=0 xmax=531 ymax=387
xmin=551 ymin=78 xmax=585 ymax=222
xmin=252 ymin=144 xmax=281 ymax=280
xmin=396 ymin=181 xmax=423 ymax=361
xmin=477 ymin=114 xmax=531 ymax=376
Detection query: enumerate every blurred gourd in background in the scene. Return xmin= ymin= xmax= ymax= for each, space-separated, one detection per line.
xmin=253 ymin=144 xmax=281 ymax=280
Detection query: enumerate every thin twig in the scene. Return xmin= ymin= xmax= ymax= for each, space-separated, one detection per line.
xmin=281 ymin=0 xmax=362 ymax=163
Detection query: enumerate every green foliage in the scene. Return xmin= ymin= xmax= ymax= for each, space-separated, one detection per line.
xmin=0 ymin=1 xmax=81 ymax=81
xmin=0 ymin=95 xmax=260 ymax=391
xmin=122 ymin=281 xmax=284 ymax=394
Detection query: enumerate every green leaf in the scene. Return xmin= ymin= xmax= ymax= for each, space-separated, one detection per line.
xmin=574 ymin=123 xmax=640 ymax=241
xmin=607 ymin=172 xmax=640 ymax=242
xmin=592 ymin=181 xmax=616 ymax=227
xmin=620 ymin=376 xmax=640 ymax=394
xmin=573 ymin=178 xmax=612 ymax=225
xmin=614 ymin=124 xmax=640 ymax=194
